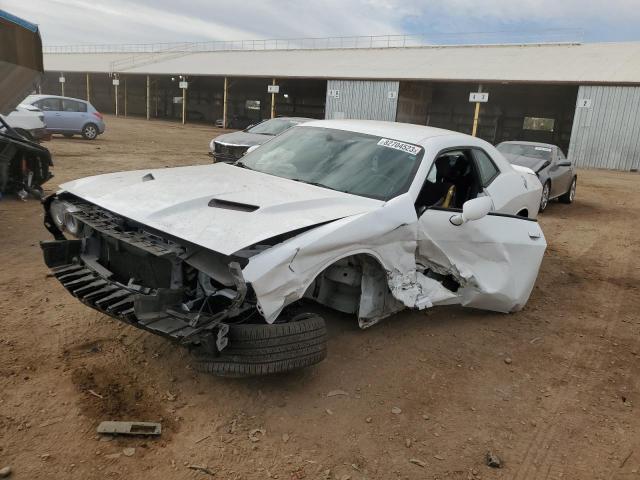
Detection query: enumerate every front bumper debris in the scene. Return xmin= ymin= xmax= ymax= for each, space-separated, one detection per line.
xmin=41 ymin=238 xmax=244 ymax=352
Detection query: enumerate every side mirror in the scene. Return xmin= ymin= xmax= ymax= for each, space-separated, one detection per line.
xmin=245 ymin=145 xmax=259 ymax=155
xmin=450 ymin=196 xmax=493 ymax=226
xmin=557 ymin=161 xmax=572 ymax=167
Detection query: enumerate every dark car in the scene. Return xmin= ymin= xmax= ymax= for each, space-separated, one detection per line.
xmin=496 ymin=141 xmax=577 ymax=212
xmin=0 ymin=10 xmax=53 ymax=200
xmin=209 ymin=117 xmax=313 ymax=163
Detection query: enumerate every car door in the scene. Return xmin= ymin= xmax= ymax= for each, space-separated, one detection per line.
xmin=552 ymin=148 xmax=574 ymax=195
xmin=35 ymin=98 xmax=63 ymax=131
xmin=60 ymin=99 xmax=88 ymax=132
xmin=416 ymin=206 xmax=546 ymax=312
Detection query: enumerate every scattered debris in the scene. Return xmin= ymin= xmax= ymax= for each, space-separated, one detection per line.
xmin=422 ymin=414 xmax=430 ymax=420
xmin=504 ymin=357 xmax=513 ymax=365
xmin=405 ymin=438 xmax=412 ymax=448
xmin=123 ymin=448 xmax=136 ymax=457
xmin=530 ymin=337 xmax=542 ymax=344
xmin=40 ymin=454 xmax=51 ymax=460
xmin=195 ymin=434 xmax=211 ymax=444
xmin=434 ymin=454 xmax=444 ymax=461
xmin=409 ymin=458 xmax=426 ymax=468
xmin=249 ymin=428 xmax=266 ymax=442
xmin=104 ymin=453 xmax=121 ymax=460
xmin=327 ymin=389 xmax=349 ymax=397
xmin=187 ymin=464 xmax=215 ymax=476
xmin=325 ymin=408 xmax=333 ymax=415
xmin=391 ymin=407 xmax=402 ymax=415
xmin=166 ymin=392 xmax=177 ymax=402
xmin=0 ymin=466 xmax=11 ymax=478
xmin=486 ymin=451 xmax=503 ymax=468
xmin=88 ymin=389 xmax=103 ymax=399
xmin=282 ymin=433 xmax=290 ymax=443
xmin=97 ymin=421 xmax=162 ymax=436
xmin=365 ymin=417 xmax=372 ymax=423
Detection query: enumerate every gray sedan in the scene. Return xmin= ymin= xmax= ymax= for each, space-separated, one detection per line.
xmin=496 ymin=141 xmax=577 ymax=212
xmin=209 ymin=117 xmax=313 ymax=162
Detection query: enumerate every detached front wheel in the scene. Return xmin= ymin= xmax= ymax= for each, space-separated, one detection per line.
xmin=192 ymin=314 xmax=327 ymax=377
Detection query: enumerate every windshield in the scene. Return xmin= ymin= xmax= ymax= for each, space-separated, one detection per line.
xmin=239 ymin=126 xmax=423 ymax=200
xmin=497 ymin=143 xmax=552 ymax=161
xmin=246 ymin=118 xmax=302 ymax=136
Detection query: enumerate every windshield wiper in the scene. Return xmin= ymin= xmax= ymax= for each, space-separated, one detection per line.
xmin=290 ymin=178 xmax=341 ymax=192
xmin=234 ymin=161 xmax=254 ymax=170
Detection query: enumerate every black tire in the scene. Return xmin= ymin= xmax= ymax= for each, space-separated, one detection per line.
xmin=192 ymin=314 xmax=327 ymax=377
xmin=539 ymin=180 xmax=551 ymax=213
xmin=559 ymin=176 xmax=577 ymax=204
xmin=81 ymin=123 xmax=99 ymax=140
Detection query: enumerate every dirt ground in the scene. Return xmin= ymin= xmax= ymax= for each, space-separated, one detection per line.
xmin=1 ymin=115 xmax=639 ymax=480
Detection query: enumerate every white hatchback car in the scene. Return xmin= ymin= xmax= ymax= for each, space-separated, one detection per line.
xmin=41 ymin=120 xmax=546 ymax=376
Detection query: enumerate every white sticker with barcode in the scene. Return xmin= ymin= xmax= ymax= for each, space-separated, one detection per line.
xmin=535 ymin=146 xmax=552 ymax=152
xmin=377 ymin=138 xmax=421 ymax=155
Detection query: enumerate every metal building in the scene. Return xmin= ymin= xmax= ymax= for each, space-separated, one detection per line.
xmin=40 ymin=37 xmax=640 ymax=170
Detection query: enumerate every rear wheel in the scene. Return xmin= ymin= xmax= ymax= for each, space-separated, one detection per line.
xmin=559 ymin=177 xmax=577 ymax=204
xmin=539 ymin=181 xmax=551 ymax=212
xmin=81 ymin=123 xmax=98 ymax=140
xmin=192 ymin=314 xmax=327 ymax=377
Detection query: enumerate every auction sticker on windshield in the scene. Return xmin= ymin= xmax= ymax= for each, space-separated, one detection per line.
xmin=377 ymin=138 xmax=422 ymax=156
xmin=535 ymin=146 xmax=552 ymax=152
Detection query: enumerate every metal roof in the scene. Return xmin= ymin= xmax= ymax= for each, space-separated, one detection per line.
xmin=43 ymin=41 xmax=640 ymax=85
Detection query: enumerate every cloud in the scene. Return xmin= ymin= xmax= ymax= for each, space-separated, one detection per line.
xmin=2 ymin=0 xmax=640 ymax=45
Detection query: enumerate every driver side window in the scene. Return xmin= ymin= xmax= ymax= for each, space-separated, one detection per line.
xmin=415 ymin=148 xmax=483 ymax=214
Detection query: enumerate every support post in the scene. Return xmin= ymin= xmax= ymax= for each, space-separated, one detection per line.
xmin=86 ymin=73 xmax=90 ymax=101
xmin=146 ymin=75 xmax=150 ymax=120
xmin=182 ymin=84 xmax=186 ymax=125
xmin=271 ymin=78 xmax=276 ymax=119
xmin=124 ymin=78 xmax=128 ymax=117
xmin=115 ymin=84 xmax=119 ymax=116
xmin=471 ymin=84 xmax=483 ymax=137
xmin=223 ymin=77 xmax=228 ymax=129
xmin=61 ymin=79 xmax=65 ymax=97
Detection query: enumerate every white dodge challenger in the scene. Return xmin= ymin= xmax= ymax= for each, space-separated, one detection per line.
xmin=41 ymin=120 xmax=546 ymax=376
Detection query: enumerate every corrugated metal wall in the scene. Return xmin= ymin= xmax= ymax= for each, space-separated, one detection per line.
xmin=325 ymin=80 xmax=399 ymax=121
xmin=569 ymin=85 xmax=640 ymax=170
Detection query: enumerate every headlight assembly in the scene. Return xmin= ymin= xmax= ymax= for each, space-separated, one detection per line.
xmin=49 ymin=199 xmax=82 ymax=237
xmin=49 ymin=199 xmax=67 ymax=230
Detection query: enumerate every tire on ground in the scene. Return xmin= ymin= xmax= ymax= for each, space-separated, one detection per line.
xmin=559 ymin=176 xmax=577 ymax=204
xmin=192 ymin=314 xmax=327 ymax=377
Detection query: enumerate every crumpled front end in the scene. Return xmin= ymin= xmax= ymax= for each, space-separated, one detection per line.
xmin=40 ymin=194 xmax=253 ymax=352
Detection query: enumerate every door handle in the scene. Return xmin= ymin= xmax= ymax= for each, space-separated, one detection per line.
xmin=528 ymin=231 xmax=541 ymax=239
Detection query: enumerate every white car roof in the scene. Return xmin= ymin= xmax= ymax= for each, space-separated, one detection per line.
xmin=300 ymin=119 xmax=458 ymax=145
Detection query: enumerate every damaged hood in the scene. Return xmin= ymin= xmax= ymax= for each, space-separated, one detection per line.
xmin=60 ymin=163 xmax=382 ymax=256
xmin=503 ymin=154 xmax=548 ymax=173
xmin=0 ymin=11 xmax=43 ymax=115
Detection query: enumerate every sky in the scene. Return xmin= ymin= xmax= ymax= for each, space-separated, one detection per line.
xmin=3 ymin=0 xmax=640 ymax=46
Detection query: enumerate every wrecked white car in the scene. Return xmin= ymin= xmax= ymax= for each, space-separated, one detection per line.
xmin=41 ymin=120 xmax=546 ymax=376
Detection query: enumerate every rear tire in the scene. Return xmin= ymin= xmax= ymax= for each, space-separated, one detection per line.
xmin=192 ymin=314 xmax=327 ymax=377
xmin=81 ymin=123 xmax=98 ymax=140
xmin=559 ymin=177 xmax=577 ymax=204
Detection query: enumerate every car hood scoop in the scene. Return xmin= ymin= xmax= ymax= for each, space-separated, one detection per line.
xmin=60 ymin=163 xmax=382 ymax=255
